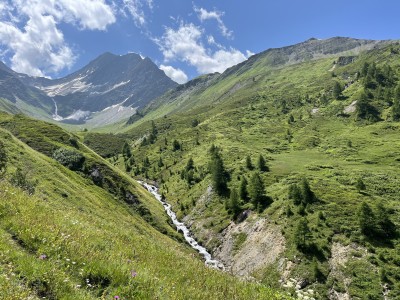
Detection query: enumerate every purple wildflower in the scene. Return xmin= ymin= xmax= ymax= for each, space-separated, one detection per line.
xmin=114 ymin=296 xmax=120 ymax=299
xmin=39 ymin=254 xmax=47 ymax=260
xmin=130 ymin=270 xmax=137 ymax=278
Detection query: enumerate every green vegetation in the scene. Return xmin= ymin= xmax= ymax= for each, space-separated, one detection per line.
xmin=114 ymin=42 xmax=400 ymax=298
xmin=0 ymin=113 xmax=288 ymax=299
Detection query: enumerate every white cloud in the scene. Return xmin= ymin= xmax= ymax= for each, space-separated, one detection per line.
xmin=157 ymin=23 xmax=250 ymax=74
xmin=0 ymin=0 xmax=115 ymax=76
xmin=160 ymin=64 xmax=188 ymax=84
xmin=122 ymin=0 xmax=153 ymax=27
xmin=194 ymin=6 xmax=232 ymax=39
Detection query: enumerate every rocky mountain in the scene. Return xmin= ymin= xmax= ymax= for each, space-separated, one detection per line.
xmin=0 ymin=53 xmax=178 ymax=125
xmin=0 ymin=62 xmax=53 ymax=117
xmin=141 ymin=37 xmax=394 ymax=118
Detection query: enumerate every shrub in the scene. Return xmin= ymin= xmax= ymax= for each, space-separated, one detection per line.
xmin=52 ymin=148 xmax=85 ymax=171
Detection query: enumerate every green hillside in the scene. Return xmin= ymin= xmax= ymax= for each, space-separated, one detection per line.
xmin=107 ymin=41 xmax=400 ymax=299
xmin=0 ymin=113 xmax=288 ymax=299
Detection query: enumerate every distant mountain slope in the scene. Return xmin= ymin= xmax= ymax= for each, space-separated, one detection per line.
xmin=28 ymin=53 xmax=178 ymax=120
xmin=0 ymin=62 xmax=53 ymax=118
xmin=135 ymin=37 xmax=396 ymax=121
xmin=0 ymin=53 xmax=178 ymax=125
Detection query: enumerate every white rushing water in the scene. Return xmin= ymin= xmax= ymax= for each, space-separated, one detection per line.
xmin=138 ymin=181 xmax=224 ymax=270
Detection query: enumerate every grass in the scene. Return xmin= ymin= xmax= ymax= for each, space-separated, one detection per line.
xmin=112 ymin=43 xmax=400 ymax=298
xmin=0 ymin=115 xmax=289 ymax=299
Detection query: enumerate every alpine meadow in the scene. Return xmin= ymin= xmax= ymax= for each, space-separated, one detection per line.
xmin=0 ymin=1 xmax=400 ymax=299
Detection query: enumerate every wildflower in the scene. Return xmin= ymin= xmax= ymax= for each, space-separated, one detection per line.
xmin=114 ymin=296 xmax=120 ymax=299
xmin=39 ymin=254 xmax=47 ymax=260
xmin=130 ymin=270 xmax=137 ymax=278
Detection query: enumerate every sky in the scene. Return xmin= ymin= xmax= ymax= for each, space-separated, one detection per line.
xmin=0 ymin=0 xmax=399 ymax=84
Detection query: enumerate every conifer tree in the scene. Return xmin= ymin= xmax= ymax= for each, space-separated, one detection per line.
xmin=209 ymin=147 xmax=228 ymax=195
xmin=122 ymin=141 xmax=132 ymax=160
xmin=239 ymin=176 xmax=248 ymax=201
xmin=246 ymin=155 xmax=253 ymax=170
xmin=392 ymin=84 xmax=400 ymax=121
xmin=186 ymin=157 xmax=194 ymax=172
xmin=358 ymin=202 xmax=375 ymax=236
xmin=300 ymin=177 xmax=314 ymax=204
xmin=355 ymin=178 xmax=366 ymax=192
xmin=294 ymin=217 xmax=310 ymax=248
xmin=0 ymin=141 xmax=6 ymax=174
xmin=257 ymin=154 xmax=269 ymax=172
xmin=376 ymin=202 xmax=396 ymax=238
xmin=333 ymin=81 xmax=343 ymax=99
xmin=228 ymin=188 xmax=241 ymax=217
xmin=248 ymin=172 xmax=265 ymax=207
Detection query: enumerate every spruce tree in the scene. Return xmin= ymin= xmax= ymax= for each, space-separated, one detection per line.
xmin=239 ymin=176 xmax=248 ymax=201
xmin=392 ymin=84 xmax=400 ymax=121
xmin=355 ymin=178 xmax=366 ymax=192
xmin=248 ymin=172 xmax=265 ymax=207
xmin=122 ymin=141 xmax=132 ymax=160
xmin=228 ymin=188 xmax=241 ymax=217
xmin=186 ymin=157 xmax=194 ymax=172
xmin=289 ymin=184 xmax=302 ymax=205
xmin=333 ymin=81 xmax=343 ymax=99
xmin=294 ymin=217 xmax=310 ymax=248
xmin=209 ymin=148 xmax=228 ymax=196
xmin=358 ymin=202 xmax=375 ymax=236
xmin=246 ymin=155 xmax=253 ymax=170
xmin=376 ymin=202 xmax=396 ymax=238
xmin=257 ymin=154 xmax=268 ymax=172
xmin=300 ymin=177 xmax=314 ymax=204
xmin=0 ymin=141 xmax=6 ymax=174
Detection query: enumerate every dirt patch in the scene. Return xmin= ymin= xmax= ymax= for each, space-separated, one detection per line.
xmin=328 ymin=242 xmax=368 ymax=300
xmin=343 ymin=101 xmax=357 ymax=114
xmin=214 ymin=216 xmax=285 ymax=277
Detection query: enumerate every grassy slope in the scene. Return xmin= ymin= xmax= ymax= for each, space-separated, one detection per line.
xmin=114 ymin=44 xmax=400 ymax=298
xmin=0 ymin=115 xmax=289 ymax=299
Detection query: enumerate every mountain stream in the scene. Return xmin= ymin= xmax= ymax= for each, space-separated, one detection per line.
xmin=138 ymin=181 xmax=224 ymax=270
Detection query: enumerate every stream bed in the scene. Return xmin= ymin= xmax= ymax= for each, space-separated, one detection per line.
xmin=138 ymin=181 xmax=224 ymax=270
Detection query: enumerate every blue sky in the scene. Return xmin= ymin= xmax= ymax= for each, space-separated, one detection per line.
xmin=0 ymin=0 xmax=399 ymax=83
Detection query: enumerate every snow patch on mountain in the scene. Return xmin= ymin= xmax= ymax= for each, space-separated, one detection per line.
xmin=39 ymin=76 xmax=92 ymax=97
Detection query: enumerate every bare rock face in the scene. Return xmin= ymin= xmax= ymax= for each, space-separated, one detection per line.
xmin=213 ymin=216 xmax=285 ymax=277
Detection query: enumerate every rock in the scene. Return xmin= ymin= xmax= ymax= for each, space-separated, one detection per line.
xmin=337 ymin=56 xmax=356 ymax=66
xmin=90 ymin=167 xmax=103 ymax=185
xmin=236 ymin=209 xmax=250 ymax=223
xmin=125 ymin=191 xmax=140 ymax=205
xmin=298 ymin=278 xmax=309 ymax=289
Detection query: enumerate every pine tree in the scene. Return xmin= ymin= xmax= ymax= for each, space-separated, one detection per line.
xmin=158 ymin=157 xmax=164 ymax=168
xmin=248 ymin=172 xmax=265 ymax=207
xmin=361 ymin=62 xmax=369 ymax=77
xmin=333 ymin=81 xmax=343 ymax=99
xmin=300 ymin=177 xmax=314 ymax=204
xmin=355 ymin=178 xmax=366 ymax=192
xmin=392 ymin=84 xmax=400 ymax=121
xmin=288 ymin=184 xmax=302 ymax=205
xmin=0 ymin=141 xmax=6 ymax=174
xmin=294 ymin=217 xmax=310 ymax=248
xmin=257 ymin=154 xmax=268 ymax=172
xmin=246 ymin=155 xmax=253 ymax=170
xmin=186 ymin=157 xmax=194 ymax=172
xmin=239 ymin=176 xmax=248 ymax=201
xmin=172 ymin=140 xmax=181 ymax=151
xmin=209 ymin=149 xmax=228 ymax=196
xmin=122 ymin=141 xmax=132 ymax=160
xmin=375 ymin=202 xmax=396 ymax=238
xmin=358 ymin=202 xmax=375 ymax=236
xmin=228 ymin=188 xmax=241 ymax=217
